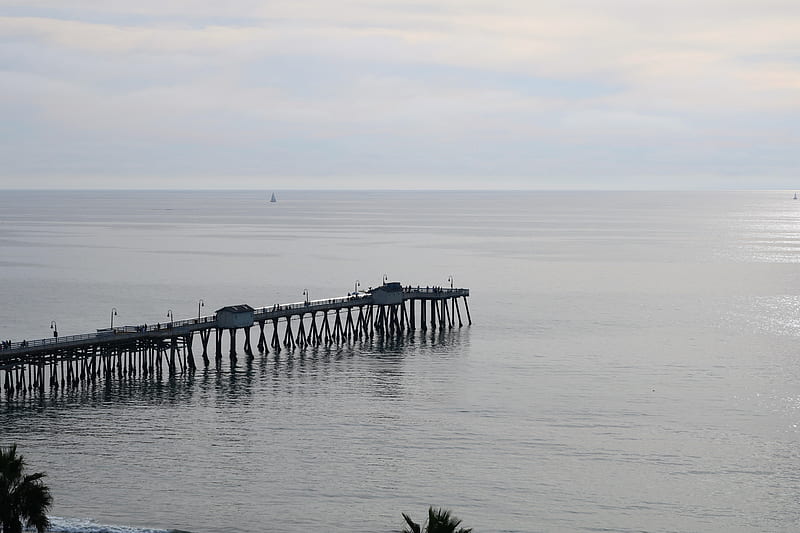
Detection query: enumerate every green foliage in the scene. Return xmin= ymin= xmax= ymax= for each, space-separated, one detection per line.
xmin=0 ymin=445 xmax=52 ymax=533
xmin=402 ymin=507 xmax=472 ymax=533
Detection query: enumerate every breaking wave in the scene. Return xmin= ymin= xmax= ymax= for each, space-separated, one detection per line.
xmin=45 ymin=517 xmax=190 ymax=533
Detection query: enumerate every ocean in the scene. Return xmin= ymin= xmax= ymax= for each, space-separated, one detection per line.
xmin=1 ymin=190 xmax=800 ymax=532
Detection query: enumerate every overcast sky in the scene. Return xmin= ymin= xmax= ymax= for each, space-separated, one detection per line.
xmin=1 ymin=1 xmax=798 ymax=189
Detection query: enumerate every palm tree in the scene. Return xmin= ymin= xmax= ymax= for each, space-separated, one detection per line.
xmin=402 ymin=507 xmax=473 ymax=533
xmin=0 ymin=445 xmax=52 ymax=533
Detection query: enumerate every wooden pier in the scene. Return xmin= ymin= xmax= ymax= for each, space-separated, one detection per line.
xmin=0 ymin=283 xmax=470 ymax=397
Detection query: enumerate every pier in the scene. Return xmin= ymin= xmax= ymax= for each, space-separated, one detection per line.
xmin=0 ymin=283 xmax=470 ymax=397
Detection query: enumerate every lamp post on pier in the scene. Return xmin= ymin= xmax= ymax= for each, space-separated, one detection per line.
xmin=50 ymin=320 xmax=58 ymax=338
xmin=167 ymin=309 xmax=173 ymax=324
xmin=448 ymin=275 xmax=454 ymax=289
xmin=110 ymin=307 xmax=117 ymax=329
xmin=303 ymin=289 xmax=309 ymax=304
xmin=383 ymin=274 xmax=388 ymax=284
xmin=354 ymin=280 xmax=360 ymax=294
xmin=198 ymin=299 xmax=205 ymax=321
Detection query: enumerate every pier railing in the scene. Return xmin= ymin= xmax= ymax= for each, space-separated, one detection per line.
xmin=1 ymin=332 xmax=98 ymax=351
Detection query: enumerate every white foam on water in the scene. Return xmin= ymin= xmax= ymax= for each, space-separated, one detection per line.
xmin=45 ymin=516 xmax=177 ymax=533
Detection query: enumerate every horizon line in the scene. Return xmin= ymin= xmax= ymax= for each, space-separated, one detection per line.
xmin=0 ymin=187 xmax=798 ymax=193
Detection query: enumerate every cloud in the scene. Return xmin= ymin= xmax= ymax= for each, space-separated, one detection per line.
xmin=0 ymin=1 xmax=798 ymax=188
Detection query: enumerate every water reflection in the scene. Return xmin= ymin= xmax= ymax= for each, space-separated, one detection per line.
xmin=0 ymin=328 xmax=470 ymax=414
xmin=1 ymin=373 xmax=200 ymax=415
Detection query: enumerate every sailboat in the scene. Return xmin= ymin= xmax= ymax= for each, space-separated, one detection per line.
xmin=270 ymin=193 xmax=277 ymax=203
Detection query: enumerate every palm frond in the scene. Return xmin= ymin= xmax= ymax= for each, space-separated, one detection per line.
xmin=19 ymin=481 xmax=53 ymax=532
xmin=426 ymin=507 xmax=470 ymax=533
xmin=23 ymin=472 xmax=46 ymax=483
xmin=402 ymin=512 xmax=422 ymax=533
xmin=0 ymin=445 xmax=52 ymax=533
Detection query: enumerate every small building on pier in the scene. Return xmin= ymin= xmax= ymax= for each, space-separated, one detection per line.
xmin=369 ymin=282 xmax=403 ymax=305
xmin=215 ymin=305 xmax=255 ymax=329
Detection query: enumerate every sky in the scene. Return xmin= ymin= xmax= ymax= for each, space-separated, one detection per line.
xmin=0 ymin=0 xmax=798 ymax=190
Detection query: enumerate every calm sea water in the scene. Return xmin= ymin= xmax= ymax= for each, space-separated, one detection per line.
xmin=2 ymin=190 xmax=800 ymax=533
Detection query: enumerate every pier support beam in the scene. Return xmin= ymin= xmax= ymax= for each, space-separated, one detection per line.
xmin=271 ymin=318 xmax=281 ymax=352
xmin=333 ymin=309 xmax=344 ymax=342
xmin=257 ymin=321 xmax=267 ymax=353
xmin=296 ymin=313 xmax=307 ymax=348
xmin=169 ymin=337 xmax=177 ymax=374
xmin=309 ymin=312 xmax=320 ymax=345
xmin=322 ymin=312 xmax=332 ymax=344
xmin=356 ymin=306 xmax=366 ymax=338
xmin=345 ymin=308 xmax=355 ymax=341
xmin=184 ymin=334 xmax=196 ymax=370
xmin=284 ymin=316 xmax=295 ymax=349
xmin=229 ymin=328 xmax=237 ymax=358
xmin=200 ymin=329 xmax=211 ymax=366
xmin=244 ymin=327 xmax=253 ymax=358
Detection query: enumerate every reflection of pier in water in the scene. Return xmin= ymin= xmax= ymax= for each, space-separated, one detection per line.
xmin=1 ymin=283 xmax=470 ymax=399
xmin=1 ymin=325 xmax=470 ymax=409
